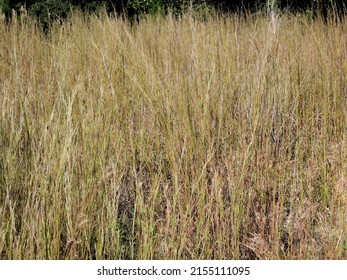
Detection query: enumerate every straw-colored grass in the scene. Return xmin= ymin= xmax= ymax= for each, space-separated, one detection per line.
xmin=0 ymin=10 xmax=346 ymax=259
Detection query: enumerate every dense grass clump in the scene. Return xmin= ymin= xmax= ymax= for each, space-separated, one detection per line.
xmin=0 ymin=11 xmax=346 ymax=259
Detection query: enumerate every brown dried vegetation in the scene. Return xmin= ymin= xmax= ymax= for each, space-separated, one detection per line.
xmin=0 ymin=11 xmax=346 ymax=259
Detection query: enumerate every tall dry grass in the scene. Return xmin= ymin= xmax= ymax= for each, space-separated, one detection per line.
xmin=0 ymin=10 xmax=346 ymax=259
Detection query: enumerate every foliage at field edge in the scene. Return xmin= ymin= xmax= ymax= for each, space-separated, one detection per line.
xmin=1 ymin=1 xmax=346 ymax=20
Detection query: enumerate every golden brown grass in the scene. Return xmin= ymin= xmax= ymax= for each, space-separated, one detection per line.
xmin=0 ymin=10 xmax=346 ymax=259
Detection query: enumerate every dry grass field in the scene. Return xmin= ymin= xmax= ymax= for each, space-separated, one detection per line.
xmin=0 ymin=10 xmax=346 ymax=259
